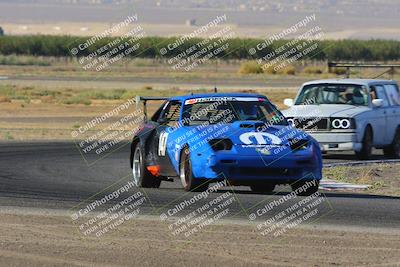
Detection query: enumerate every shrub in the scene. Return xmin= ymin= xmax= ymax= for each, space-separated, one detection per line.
xmin=263 ymin=66 xmax=277 ymax=75
xmin=40 ymin=95 xmax=54 ymax=103
xmin=1 ymin=36 xmax=400 ymax=62
xmin=121 ymin=90 xmax=136 ymax=99
xmin=0 ymin=96 xmax=11 ymax=103
xmin=63 ymin=96 xmax=91 ymax=105
xmin=280 ymin=66 xmax=296 ymax=75
xmin=0 ymin=55 xmax=51 ymax=66
xmin=332 ymin=68 xmax=348 ymax=75
xmin=80 ymin=89 xmax=127 ymax=100
xmin=238 ymin=61 xmax=263 ymax=74
xmin=303 ymin=66 xmax=324 ymax=74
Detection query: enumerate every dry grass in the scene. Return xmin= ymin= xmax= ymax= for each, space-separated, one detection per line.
xmin=323 ymin=163 xmax=400 ymax=196
xmin=0 ymin=83 xmax=297 ymax=141
xmin=1 ymin=58 xmax=399 ymax=81
xmin=0 ymin=95 xmax=11 ymax=103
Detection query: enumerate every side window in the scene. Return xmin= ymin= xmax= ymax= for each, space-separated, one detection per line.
xmin=384 ymin=84 xmax=400 ymax=106
xmin=151 ymin=102 xmax=167 ymax=122
xmin=374 ymin=85 xmax=389 ymax=107
xmin=159 ymin=101 xmax=181 ymax=126
xmin=296 ymin=86 xmax=318 ymax=104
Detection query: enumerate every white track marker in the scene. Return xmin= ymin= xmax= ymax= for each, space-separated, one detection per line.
xmin=319 ymin=179 xmax=371 ymax=191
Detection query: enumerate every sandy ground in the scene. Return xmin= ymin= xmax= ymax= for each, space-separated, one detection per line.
xmin=0 ymin=210 xmax=399 ymax=267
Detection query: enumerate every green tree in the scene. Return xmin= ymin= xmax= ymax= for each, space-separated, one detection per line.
xmin=0 ymin=27 xmax=4 ymax=36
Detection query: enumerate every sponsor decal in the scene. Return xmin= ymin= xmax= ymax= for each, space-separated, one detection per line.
xmin=184 ymin=97 xmax=265 ymax=105
xmin=239 ymin=132 xmax=282 ymax=145
xmin=175 ymin=144 xmax=180 ymax=161
xmin=158 ymin=131 xmax=169 ymax=156
xmin=185 ymin=99 xmax=198 ymax=105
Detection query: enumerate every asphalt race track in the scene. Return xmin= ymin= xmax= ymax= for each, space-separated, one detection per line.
xmin=0 ymin=142 xmax=399 ymax=230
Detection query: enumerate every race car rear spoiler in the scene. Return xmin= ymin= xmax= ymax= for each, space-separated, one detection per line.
xmin=135 ymin=96 xmax=169 ymax=120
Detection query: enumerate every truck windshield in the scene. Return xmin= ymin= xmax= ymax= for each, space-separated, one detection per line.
xmin=182 ymin=97 xmax=288 ymax=126
xmin=296 ymin=84 xmax=369 ymax=106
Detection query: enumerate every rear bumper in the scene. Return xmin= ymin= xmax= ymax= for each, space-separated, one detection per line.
xmin=310 ymin=132 xmax=362 ymax=152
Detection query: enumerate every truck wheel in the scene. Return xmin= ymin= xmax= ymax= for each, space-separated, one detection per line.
xmin=180 ymin=148 xmax=209 ymax=192
xmin=355 ymin=127 xmax=373 ymax=160
xmin=383 ymin=128 xmax=400 ymax=159
xmin=132 ymin=146 xmax=161 ymax=188
xmin=291 ymin=180 xmax=319 ymax=196
xmin=250 ymin=184 xmax=275 ymax=193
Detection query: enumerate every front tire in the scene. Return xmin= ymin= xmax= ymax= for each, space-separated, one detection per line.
xmin=355 ymin=126 xmax=373 ymax=160
xmin=291 ymin=180 xmax=319 ymax=196
xmin=383 ymin=128 xmax=400 ymax=159
xmin=132 ymin=146 xmax=161 ymax=188
xmin=180 ymin=148 xmax=209 ymax=192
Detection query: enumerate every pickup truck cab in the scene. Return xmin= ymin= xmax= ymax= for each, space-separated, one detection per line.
xmin=282 ymin=79 xmax=400 ymax=160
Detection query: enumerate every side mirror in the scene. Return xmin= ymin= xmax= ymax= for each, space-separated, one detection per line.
xmin=372 ymin=99 xmax=384 ymax=108
xmin=284 ymin=98 xmax=294 ymax=107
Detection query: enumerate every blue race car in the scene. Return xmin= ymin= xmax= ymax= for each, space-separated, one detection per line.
xmin=130 ymin=93 xmax=322 ymax=195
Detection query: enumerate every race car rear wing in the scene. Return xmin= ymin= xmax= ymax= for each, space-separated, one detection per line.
xmin=135 ymin=96 xmax=169 ymax=121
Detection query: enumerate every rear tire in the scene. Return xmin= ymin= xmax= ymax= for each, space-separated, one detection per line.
xmin=291 ymin=180 xmax=319 ymax=196
xmin=132 ymin=146 xmax=161 ymax=188
xmin=383 ymin=128 xmax=400 ymax=159
xmin=250 ymin=184 xmax=275 ymax=194
xmin=355 ymin=126 xmax=373 ymax=160
xmin=180 ymin=147 xmax=209 ymax=192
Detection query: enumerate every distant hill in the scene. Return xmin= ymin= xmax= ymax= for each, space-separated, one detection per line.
xmin=0 ymin=0 xmax=399 ymax=40
xmin=0 ymin=0 xmax=399 ymax=14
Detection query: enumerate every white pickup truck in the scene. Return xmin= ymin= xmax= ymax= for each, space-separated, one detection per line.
xmin=282 ymin=79 xmax=400 ymax=160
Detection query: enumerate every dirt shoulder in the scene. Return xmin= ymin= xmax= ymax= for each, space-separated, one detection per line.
xmin=0 ymin=211 xmax=399 ymax=267
xmin=324 ymin=163 xmax=400 ymax=197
